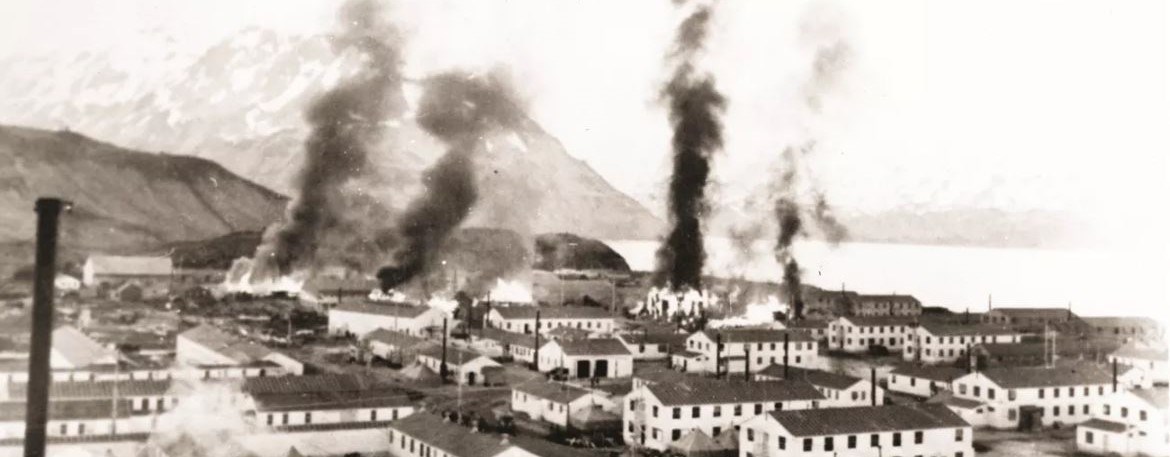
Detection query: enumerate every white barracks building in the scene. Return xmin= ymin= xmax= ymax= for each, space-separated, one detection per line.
xmin=828 ymin=317 xmax=914 ymax=354
xmin=672 ymin=329 xmax=818 ymax=374
xmin=903 ymin=323 xmax=1024 ymax=364
xmin=739 ymin=404 xmax=973 ymax=457
xmin=1076 ymin=386 xmax=1168 ymax=457
xmin=945 ymin=363 xmax=1116 ymax=429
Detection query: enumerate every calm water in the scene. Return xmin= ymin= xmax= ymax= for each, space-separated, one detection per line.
xmin=605 ymin=238 xmax=1168 ymax=325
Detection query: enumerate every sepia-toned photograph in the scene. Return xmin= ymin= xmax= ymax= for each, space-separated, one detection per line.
xmin=0 ymin=1 xmax=1166 ymax=457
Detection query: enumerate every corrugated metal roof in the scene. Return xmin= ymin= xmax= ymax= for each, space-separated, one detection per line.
xmin=977 ymin=363 xmax=1112 ymax=388
xmin=243 ymin=374 xmax=385 ymax=395
xmin=890 ymin=365 xmax=968 ymax=382
xmin=514 ymin=380 xmax=591 ymax=404
xmin=0 ymin=399 xmax=134 ymax=421
xmin=254 ymin=388 xmax=414 ymax=412
xmin=7 ymin=379 xmax=171 ymax=398
xmin=918 ymin=322 xmax=1018 ymax=336
xmin=699 ymin=329 xmax=814 ymax=344
xmin=648 ymin=379 xmax=823 ymax=406
xmin=840 ymin=316 xmax=916 ymax=327
xmin=769 ymin=404 xmax=967 ymax=437
xmin=475 ymin=328 xmax=536 ymax=349
xmin=756 ymin=365 xmax=862 ymax=390
xmin=332 ymin=302 xmax=433 ymax=318
xmin=552 ymin=338 xmax=631 ymax=356
xmin=366 ymin=328 xmax=427 ymax=348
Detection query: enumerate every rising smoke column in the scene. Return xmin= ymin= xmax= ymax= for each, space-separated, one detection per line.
xmin=653 ymin=2 xmax=727 ymax=291
xmin=774 ymin=6 xmax=854 ymax=320
xmin=377 ymin=72 xmax=525 ymax=292
xmin=252 ymin=0 xmax=403 ymax=279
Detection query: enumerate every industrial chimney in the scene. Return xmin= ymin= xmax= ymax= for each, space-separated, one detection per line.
xmin=533 ymin=310 xmax=542 ymax=370
xmin=440 ymin=318 xmax=449 ymax=382
xmin=25 ymin=198 xmax=68 ymax=457
xmin=783 ymin=332 xmax=790 ymax=377
xmin=715 ymin=333 xmax=723 ymax=379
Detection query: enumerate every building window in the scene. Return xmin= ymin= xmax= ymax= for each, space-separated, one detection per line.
xmin=1068 ymin=405 xmax=1074 ymax=415
xmin=778 ymin=436 xmax=786 ymax=449
xmin=1069 ymin=387 xmax=1075 ymax=397
xmin=824 ymin=437 xmax=834 ymax=451
xmin=672 ymin=429 xmax=681 ymax=441
xmin=973 ymin=386 xmax=981 ymax=397
xmin=1122 ymin=407 xmax=1129 ymax=418
xmin=1105 ymin=405 xmax=1111 ymax=415
xmin=78 ymin=423 xmax=85 ymax=436
xmin=629 ymin=401 xmax=636 ymax=411
xmin=747 ymin=429 xmax=755 ymax=442
xmin=1084 ymin=405 xmax=1090 ymax=415
xmin=1053 ymin=406 xmax=1060 ymax=417
xmin=988 ymin=389 xmax=996 ymax=400
xmin=673 ymin=407 xmax=681 ymax=419
xmin=959 ymin=384 xmax=967 ymax=395
xmin=734 ymin=405 xmax=742 ymax=416
xmin=848 ymin=435 xmax=857 ymax=449
xmin=371 ymin=410 xmax=378 ymax=421
xmin=692 ymin=406 xmax=700 ymax=418
xmin=914 ymin=431 xmax=923 ymax=444
xmin=653 ymin=406 xmax=659 ymax=417
xmin=267 ymin=414 xmax=274 ymax=425
xmin=754 ymin=404 xmax=763 ymax=414
xmin=282 ymin=413 xmax=289 ymax=425
xmin=955 ymin=428 xmax=964 ymax=441
xmin=1054 ymin=388 xmax=1060 ymax=398
xmin=713 ymin=406 xmax=722 ymax=417
xmin=871 ymin=434 xmax=880 ymax=447
xmin=305 ymin=413 xmax=312 ymax=424
xmin=1084 ymin=431 xmax=1094 ymax=444
xmin=60 ymin=424 xmax=67 ymax=436
xmin=803 ymin=439 xmax=813 ymax=452
xmin=1141 ymin=410 xmax=1148 ymax=421
xmin=1039 ymin=389 xmax=1045 ymax=399
xmin=1008 ymin=390 xmax=1016 ymax=401
xmin=893 ymin=432 xmax=902 ymax=447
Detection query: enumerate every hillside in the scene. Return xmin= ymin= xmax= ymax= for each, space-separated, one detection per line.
xmin=0 ymin=28 xmax=664 ymax=240
xmin=0 ymin=126 xmax=286 ymax=251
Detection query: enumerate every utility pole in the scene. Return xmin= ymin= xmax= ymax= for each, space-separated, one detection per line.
xmin=25 ymin=198 xmax=68 ymax=457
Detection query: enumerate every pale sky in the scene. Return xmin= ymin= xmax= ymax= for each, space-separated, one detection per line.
xmin=1 ymin=0 xmax=1168 ymax=248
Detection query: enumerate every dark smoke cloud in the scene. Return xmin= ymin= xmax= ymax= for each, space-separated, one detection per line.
xmin=378 ymin=72 xmax=526 ymax=292
xmin=653 ymin=2 xmax=726 ymax=291
xmin=253 ymin=0 xmax=402 ymax=279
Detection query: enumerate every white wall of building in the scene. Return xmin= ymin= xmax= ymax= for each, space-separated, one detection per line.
xmin=739 ymin=413 xmax=973 ymax=457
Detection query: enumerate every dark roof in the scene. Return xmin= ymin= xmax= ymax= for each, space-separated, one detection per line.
xmin=976 ymin=364 xmax=1112 ymax=388
xmin=366 ymin=328 xmax=427 ymax=347
xmin=840 ymin=316 xmax=916 ymax=327
xmin=274 ymin=420 xmax=397 ymax=433
xmin=1080 ymin=418 xmax=1128 ymax=433
xmin=550 ymin=338 xmax=631 ymax=356
xmin=253 ymin=388 xmax=414 ymax=412
xmin=785 ymin=320 xmax=829 ymax=330
xmin=0 ymin=432 xmax=151 ymax=446
xmin=918 ymin=322 xmax=1018 ymax=336
xmin=769 ymin=404 xmax=967 ymax=437
xmin=1131 ymin=387 xmax=1168 ymax=410
xmin=417 ymin=345 xmax=494 ymax=366
xmin=242 ymin=374 xmax=387 ymax=395
xmin=0 ymin=399 xmax=134 ymax=421
xmin=389 ymin=413 xmax=514 ymax=457
xmin=7 ymin=379 xmax=171 ymax=398
xmin=514 ymin=380 xmax=592 ymax=403
xmin=476 ymin=328 xmax=536 ymax=349
xmin=987 ymin=307 xmax=1074 ymax=318
xmin=699 ymin=329 xmax=814 ymax=343
xmin=545 ymin=326 xmax=594 ymax=339
xmin=756 ymin=365 xmax=863 ymax=390
xmin=332 ymin=302 xmax=432 ymax=318
xmin=492 ymin=306 xmax=611 ymax=320
xmin=618 ymin=332 xmax=689 ymax=347
xmin=891 ymin=365 xmax=968 ymax=382
xmin=938 ymin=396 xmax=984 ymax=409
xmin=648 ymin=379 xmax=823 ymax=406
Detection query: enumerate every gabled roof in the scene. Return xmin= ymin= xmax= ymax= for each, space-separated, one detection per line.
xmin=52 ymin=325 xmax=117 ymax=367
xmin=243 ymin=373 xmax=386 ymax=395
xmin=647 ymin=379 xmax=823 ymax=406
xmin=987 ymin=307 xmax=1073 ymax=318
xmin=890 ymin=365 xmax=968 ymax=383
xmin=7 ymin=379 xmax=171 ymax=399
xmin=698 ymin=329 xmax=813 ymax=344
xmin=618 ymin=332 xmax=689 ymax=347
xmin=416 ymin=345 xmax=496 ymax=366
xmin=492 ymin=306 xmax=611 ymax=320
xmin=839 ymin=316 xmax=916 ymax=327
xmin=545 ymin=326 xmax=594 ymax=340
xmin=918 ymin=322 xmax=1018 ymax=337
xmin=784 ymin=319 xmax=829 ymax=330
xmin=366 ymin=328 xmax=427 ymax=348
xmin=514 ymin=380 xmax=592 ymax=404
xmin=332 ymin=302 xmax=433 ymax=318
xmin=476 ymin=327 xmax=536 ymax=349
xmin=547 ymin=338 xmax=631 ymax=356
xmin=756 ymin=365 xmax=863 ymax=390
xmin=0 ymin=399 xmax=134 ymax=421
xmin=1130 ymin=387 xmax=1168 ymax=410
xmin=86 ymin=255 xmax=173 ymax=276
xmin=769 ymin=404 xmax=967 ymax=437
xmin=855 ymin=294 xmax=921 ymax=304
xmin=389 ymin=413 xmax=519 ymax=457
xmin=974 ymin=363 xmax=1112 ymax=388
xmin=253 ymin=388 xmax=414 ymax=412
xmin=1080 ymin=418 xmax=1128 ymax=433
xmin=179 ymin=324 xmax=272 ymax=363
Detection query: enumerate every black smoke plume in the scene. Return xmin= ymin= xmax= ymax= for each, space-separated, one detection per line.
xmin=653 ymin=2 xmax=726 ymax=291
xmin=253 ymin=0 xmax=402 ymax=278
xmin=378 ymin=72 xmax=525 ymax=292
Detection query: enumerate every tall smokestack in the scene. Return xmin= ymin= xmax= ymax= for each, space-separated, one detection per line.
xmin=25 ymin=198 xmax=67 ymax=457
xmin=253 ymin=0 xmax=405 ymax=278
xmin=783 ymin=332 xmax=790 ymax=377
xmin=870 ymin=368 xmax=877 ymax=406
xmin=377 ymin=72 xmax=526 ymax=291
xmin=440 ymin=318 xmax=449 ymax=382
xmin=1112 ymin=358 xmax=1118 ymax=392
xmin=533 ymin=310 xmax=541 ymax=370
xmin=653 ymin=0 xmax=726 ymax=291
xmin=744 ymin=346 xmax=751 ymax=381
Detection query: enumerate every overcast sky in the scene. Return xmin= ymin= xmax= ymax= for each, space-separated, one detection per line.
xmin=1 ymin=0 xmax=1167 ymax=248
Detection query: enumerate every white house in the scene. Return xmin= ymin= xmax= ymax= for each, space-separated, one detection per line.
xmin=328 ymin=302 xmax=448 ymax=339
xmin=0 ymin=399 xmax=154 ymax=440
xmin=537 ymin=338 xmax=633 ymax=378
xmin=737 ymin=403 xmax=972 ymax=457
xmin=81 ymin=255 xmax=173 ymax=289
xmin=903 ymin=323 xmax=1024 ymax=364
xmin=828 ymin=316 xmax=914 ymax=354
xmin=511 ymin=380 xmax=617 ymax=426
xmin=364 ymin=328 xmax=429 ymax=363
xmin=253 ymin=388 xmax=416 ymax=428
xmin=672 ymin=329 xmax=818 ymax=375
xmin=784 ymin=320 xmax=830 ymax=343
xmin=1108 ymin=343 xmax=1168 ymax=385
xmin=471 ymin=327 xmax=537 ymax=362
xmin=388 ymin=413 xmax=543 ymax=457
xmin=416 ymin=345 xmax=502 ymax=385
xmin=1076 ymin=386 xmax=1167 ymax=457
xmin=487 ymin=306 xmax=615 ymax=335
xmin=5 ymin=379 xmax=176 ymax=414
xmin=887 ymin=366 xmax=968 ymax=398
xmin=176 ymin=324 xmax=304 ymax=375
xmin=756 ymin=365 xmax=884 ymax=407
xmin=947 ymin=363 xmax=1116 ymax=429
xmin=623 ymin=378 xmax=824 ymax=451
xmin=616 ymin=332 xmax=689 ymax=360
